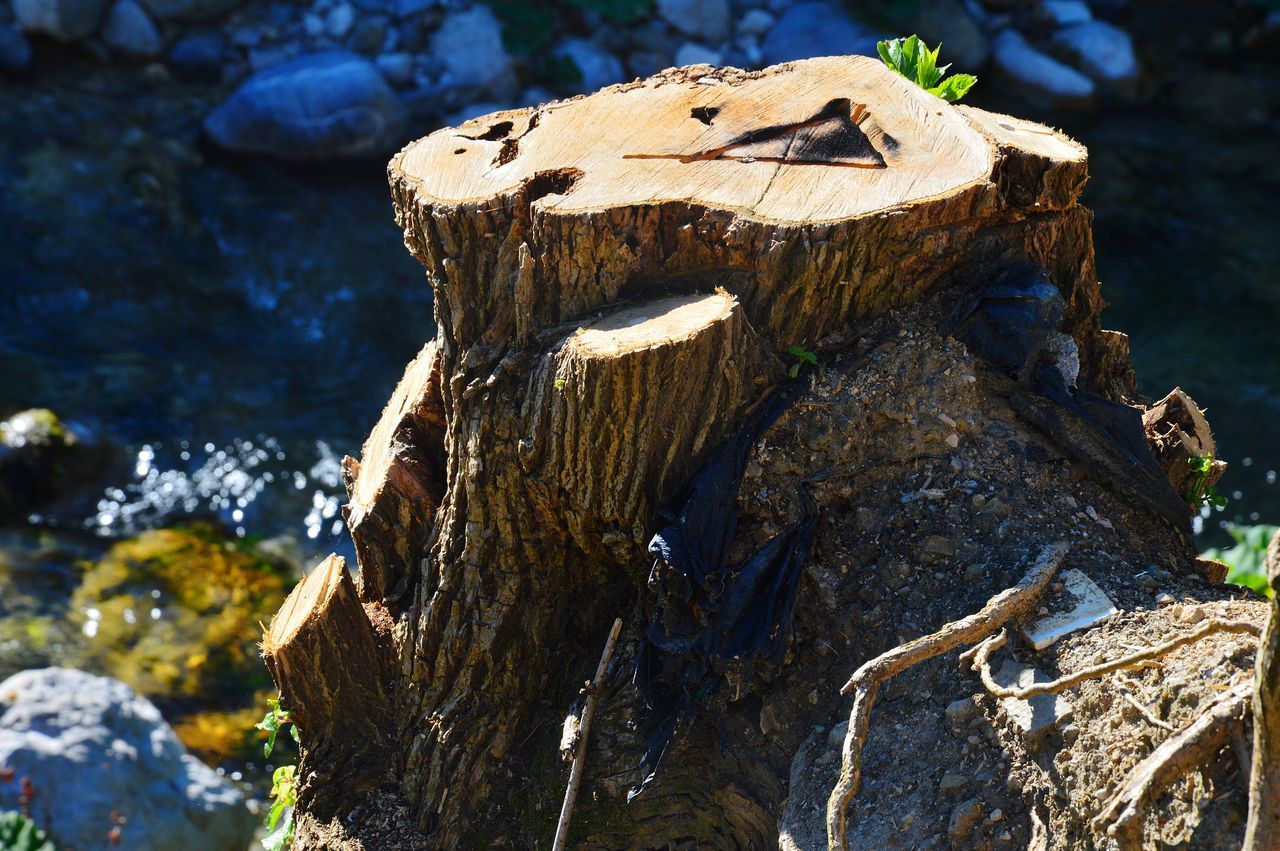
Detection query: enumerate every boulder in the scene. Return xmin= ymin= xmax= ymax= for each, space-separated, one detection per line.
xmin=657 ymin=0 xmax=731 ymax=43
xmin=0 ymin=24 xmax=33 ymax=73
xmin=992 ymin=29 xmax=1094 ymax=109
xmin=0 ymin=409 xmax=113 ymax=522
xmin=203 ymin=50 xmax=408 ymax=160
xmin=674 ymin=41 xmax=721 ymax=66
xmin=0 ymin=668 xmax=256 ymax=851
xmin=737 ymin=8 xmax=773 ymax=37
xmin=1040 ymin=0 xmax=1091 ymax=26
xmin=915 ymin=0 xmax=989 ymax=70
xmin=136 ymin=0 xmax=239 ymax=23
xmin=12 ymin=0 xmax=106 ymax=41
xmin=1052 ymin=20 xmax=1139 ymax=95
xmin=554 ymin=37 xmax=625 ymax=93
xmin=761 ymin=2 xmax=882 ymax=65
xmin=429 ymin=6 xmax=514 ymax=98
xmin=101 ymin=0 xmax=162 ymax=60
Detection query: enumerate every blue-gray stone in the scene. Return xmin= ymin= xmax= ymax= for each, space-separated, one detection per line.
xmin=137 ymin=0 xmax=240 ymax=23
xmin=166 ymin=29 xmax=224 ymax=82
xmin=1052 ymin=20 xmax=1139 ymax=92
xmin=102 ymin=0 xmax=162 ymax=59
xmin=204 ymin=50 xmax=408 ymax=160
xmin=761 ymin=2 xmax=883 ymax=65
xmin=0 ymin=24 xmax=33 ymax=73
xmin=13 ymin=0 xmax=107 ymax=41
xmin=992 ymin=29 xmax=1094 ymax=108
xmin=554 ymin=37 xmax=625 ymax=93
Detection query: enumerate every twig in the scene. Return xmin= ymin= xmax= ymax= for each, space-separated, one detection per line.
xmin=965 ymin=620 xmax=1262 ymax=700
xmin=1119 ymin=689 xmax=1174 ymax=732
xmin=826 ymin=542 xmax=1068 ymax=850
xmin=1093 ymin=680 xmax=1251 ymax=849
xmin=552 ymin=617 xmax=622 ymax=851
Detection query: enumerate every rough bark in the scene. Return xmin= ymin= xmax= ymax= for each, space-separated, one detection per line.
xmin=262 ymin=555 xmax=394 ymax=819
xmin=263 ymin=55 xmax=1267 ymax=850
xmin=1244 ymin=530 xmax=1280 ymax=849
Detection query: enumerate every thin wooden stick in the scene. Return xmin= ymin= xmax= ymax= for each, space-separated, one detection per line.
xmin=826 ymin=542 xmax=1068 ymax=849
xmin=964 ymin=620 xmax=1262 ymax=700
xmin=552 ymin=617 xmax=622 ymax=851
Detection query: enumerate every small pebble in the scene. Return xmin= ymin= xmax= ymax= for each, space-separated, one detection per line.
xmin=1156 ymin=592 xmax=1175 ymax=605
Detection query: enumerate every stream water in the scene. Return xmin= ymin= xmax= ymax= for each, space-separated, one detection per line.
xmin=0 ymin=62 xmax=1277 ymax=776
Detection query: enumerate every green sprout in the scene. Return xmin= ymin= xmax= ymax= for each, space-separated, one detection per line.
xmin=255 ymin=696 xmax=299 ymax=759
xmin=1186 ymin=453 xmax=1227 ymax=510
xmin=787 ymin=346 xmax=818 ymax=379
xmin=877 ymin=35 xmax=977 ymax=103
xmin=554 ymin=378 xmax=567 ymax=391
xmin=263 ymin=765 xmax=298 ymax=851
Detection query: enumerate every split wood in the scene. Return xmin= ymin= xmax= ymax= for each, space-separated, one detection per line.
xmin=552 ymin=617 xmax=622 ymax=851
xmin=826 ymin=541 xmax=1069 ymax=850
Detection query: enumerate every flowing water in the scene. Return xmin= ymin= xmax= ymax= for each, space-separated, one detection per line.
xmin=0 ymin=63 xmax=1277 ymax=775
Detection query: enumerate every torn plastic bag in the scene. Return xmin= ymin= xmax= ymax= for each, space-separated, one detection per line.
xmin=951 ymin=262 xmax=1188 ymax=526
xmin=631 ymin=384 xmax=818 ymax=800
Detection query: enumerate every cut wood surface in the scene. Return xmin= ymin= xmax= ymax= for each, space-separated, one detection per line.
xmin=396 ymin=57 xmax=992 ymax=223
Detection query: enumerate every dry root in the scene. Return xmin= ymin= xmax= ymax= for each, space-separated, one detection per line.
xmin=963 ymin=619 xmax=1262 ymax=700
xmin=826 ymin=542 xmax=1069 ymax=850
xmin=1093 ymin=681 xmax=1252 ymax=849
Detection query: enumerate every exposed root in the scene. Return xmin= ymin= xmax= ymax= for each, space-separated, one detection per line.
xmin=1093 ymin=680 xmax=1252 ymax=850
xmin=964 ymin=619 xmax=1262 ymax=699
xmin=826 ymin=542 xmax=1069 ymax=849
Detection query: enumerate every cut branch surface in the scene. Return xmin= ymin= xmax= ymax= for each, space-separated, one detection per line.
xmin=1142 ymin=387 xmax=1224 ymax=502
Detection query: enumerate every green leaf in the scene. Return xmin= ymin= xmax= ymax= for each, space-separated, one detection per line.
xmin=929 ymin=73 xmax=978 ymax=103
xmin=1202 ymin=523 xmax=1279 ymax=598
xmin=0 ymin=811 xmax=57 ymax=851
xmin=788 ymin=363 xmax=801 ymax=379
xmin=877 ymin=35 xmax=977 ymax=103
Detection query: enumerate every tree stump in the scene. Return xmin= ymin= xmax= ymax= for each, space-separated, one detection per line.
xmin=268 ymin=56 xmax=1267 ymax=850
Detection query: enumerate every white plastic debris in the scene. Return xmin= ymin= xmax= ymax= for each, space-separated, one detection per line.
xmin=1022 ymin=568 xmax=1118 ymax=650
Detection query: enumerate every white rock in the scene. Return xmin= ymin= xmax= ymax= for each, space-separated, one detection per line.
xmin=375 ymin=50 xmax=413 ymax=86
xmin=658 ymin=0 xmax=732 ymax=42
xmin=13 ymin=0 xmax=107 ymax=41
xmin=0 ymin=668 xmax=255 ymax=851
xmin=430 ymin=6 xmax=514 ymax=96
xmin=761 ymin=1 xmax=882 ymax=64
xmin=102 ymin=0 xmax=161 ymax=59
xmin=303 ymin=12 xmax=324 ymax=38
xmin=1052 ymin=20 xmax=1139 ymax=93
xmin=737 ymin=8 xmax=774 ymax=37
xmin=674 ymin=40 xmax=722 ymax=67
xmin=992 ymin=29 xmax=1094 ymax=108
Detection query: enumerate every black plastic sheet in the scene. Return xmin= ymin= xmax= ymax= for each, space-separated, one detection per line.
xmin=630 ymin=385 xmax=818 ymax=799
xmin=951 ymin=262 xmax=1187 ymax=526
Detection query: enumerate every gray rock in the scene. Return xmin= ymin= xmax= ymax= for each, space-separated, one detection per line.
xmin=1052 ymin=20 xmax=1139 ymax=94
xmin=949 ymin=798 xmax=985 ymax=845
xmin=137 ymin=0 xmax=239 ymax=23
xmin=737 ymin=8 xmax=773 ymax=37
xmin=303 ymin=11 xmax=323 ymax=38
xmin=761 ymin=2 xmax=882 ymax=65
xmin=101 ymin=0 xmax=161 ymax=59
xmin=945 ymin=696 xmax=979 ymax=732
xmin=13 ymin=0 xmax=107 ymax=41
xmin=674 ymin=40 xmax=721 ymax=66
xmin=0 ymin=23 xmax=33 ymax=73
xmin=554 ymin=37 xmax=624 ymax=93
xmin=430 ymin=6 xmax=513 ymax=97
xmin=204 ymin=50 xmax=408 ymax=160
xmin=627 ymin=48 xmax=670 ymax=77
xmin=827 ymin=718 xmax=849 ymax=747
xmin=991 ymin=29 xmax=1094 ymax=108
xmin=376 ymin=50 xmax=413 ymax=86
xmin=347 ymin=17 xmax=387 ymax=54
xmin=1040 ymin=0 xmax=1090 ymax=26
xmin=915 ymin=0 xmax=988 ymax=69
xmin=993 ymin=659 xmax=1073 ymax=743
xmin=939 ymin=773 xmax=969 ymax=798
xmin=326 ymin=1 xmax=354 ymax=38
xmin=166 ymin=28 xmax=223 ymax=81
xmin=0 ymin=668 xmax=255 ymax=851
xmin=658 ymin=0 xmax=731 ymax=43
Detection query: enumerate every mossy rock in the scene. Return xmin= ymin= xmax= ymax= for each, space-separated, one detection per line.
xmin=67 ymin=524 xmax=290 ymax=703
xmin=0 ymin=409 xmax=114 ymax=523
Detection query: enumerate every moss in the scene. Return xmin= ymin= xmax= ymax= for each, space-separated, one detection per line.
xmin=67 ymin=523 xmax=290 ymax=702
xmin=0 ymin=409 xmax=68 ymax=449
xmin=172 ymin=698 xmax=275 ymax=761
